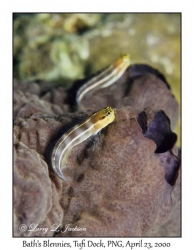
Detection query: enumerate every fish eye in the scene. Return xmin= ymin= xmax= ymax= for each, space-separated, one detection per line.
xmin=103 ymin=107 xmax=112 ymax=116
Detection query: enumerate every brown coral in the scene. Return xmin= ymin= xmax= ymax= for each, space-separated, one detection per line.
xmin=13 ymin=64 xmax=180 ymax=237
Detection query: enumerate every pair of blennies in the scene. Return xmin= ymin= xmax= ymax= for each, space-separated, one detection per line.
xmin=51 ymin=54 xmax=130 ymax=182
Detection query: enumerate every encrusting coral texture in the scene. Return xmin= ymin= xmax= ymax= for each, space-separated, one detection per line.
xmin=13 ymin=64 xmax=180 ymax=237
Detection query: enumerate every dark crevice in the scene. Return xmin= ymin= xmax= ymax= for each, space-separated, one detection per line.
xmin=159 ymin=150 xmax=181 ymax=186
xmin=137 ymin=110 xmax=177 ymax=153
xmin=137 ymin=111 xmax=148 ymax=134
xmin=137 ymin=110 xmax=180 ymax=186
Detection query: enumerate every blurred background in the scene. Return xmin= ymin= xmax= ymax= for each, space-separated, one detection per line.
xmin=13 ymin=13 xmax=180 ymax=145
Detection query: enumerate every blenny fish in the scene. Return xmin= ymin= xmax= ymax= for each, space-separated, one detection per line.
xmin=52 ymin=107 xmax=115 ymax=182
xmin=76 ymin=53 xmax=130 ymax=105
